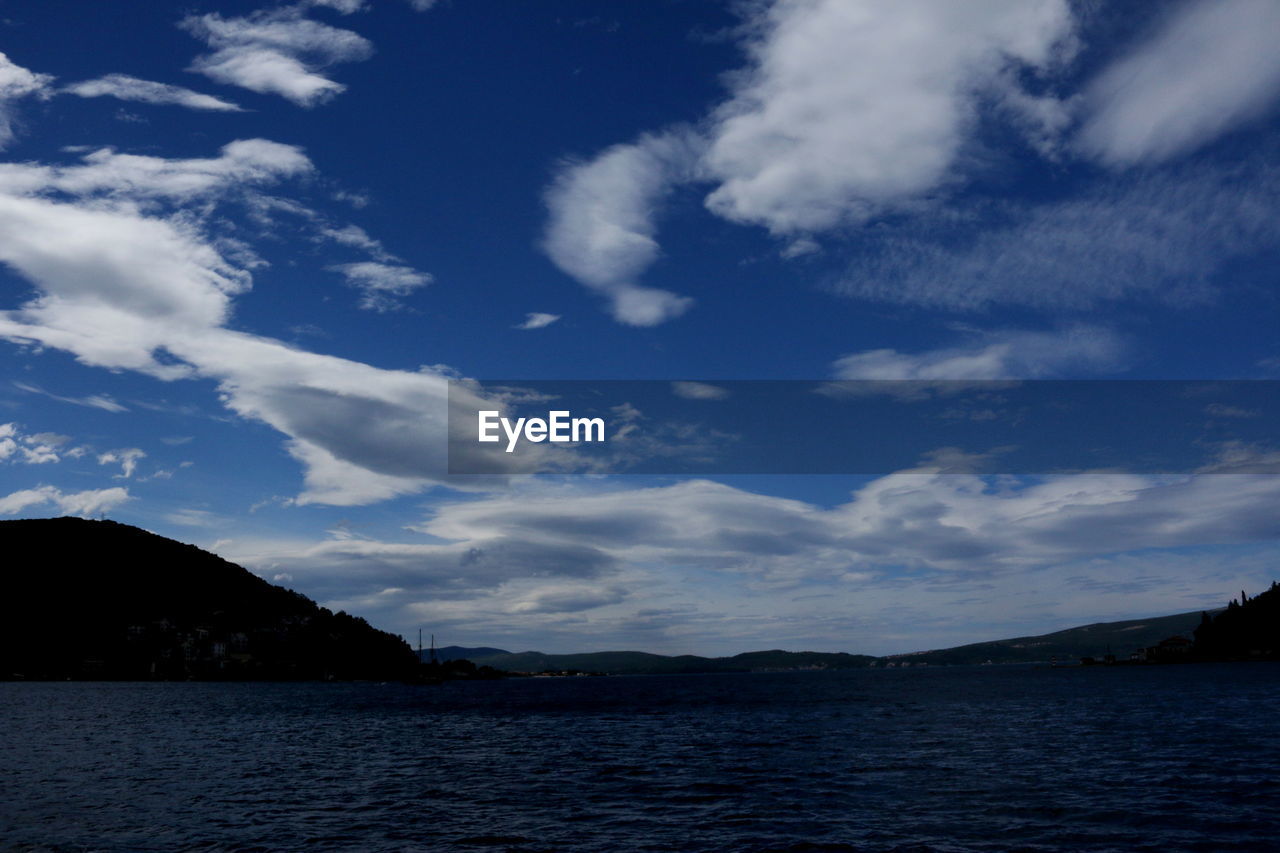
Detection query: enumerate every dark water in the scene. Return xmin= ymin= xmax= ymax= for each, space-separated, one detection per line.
xmin=2 ymin=664 xmax=1278 ymax=852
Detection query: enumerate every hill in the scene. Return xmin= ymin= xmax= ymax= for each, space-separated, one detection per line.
xmin=425 ymin=645 xmax=512 ymax=662
xmin=882 ymin=610 xmax=1215 ymax=666
xmin=467 ymin=648 xmax=877 ymax=675
xmin=0 ymin=517 xmax=419 ymax=681
xmin=1193 ymin=583 xmax=1279 ymax=660
xmin=468 ymin=609 xmax=1230 ymax=673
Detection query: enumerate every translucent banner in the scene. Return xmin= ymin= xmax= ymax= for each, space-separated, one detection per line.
xmin=447 ymin=380 xmax=1280 ymax=475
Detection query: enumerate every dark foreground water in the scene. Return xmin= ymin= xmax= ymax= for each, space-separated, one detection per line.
xmin=2 ymin=664 xmax=1278 ymax=852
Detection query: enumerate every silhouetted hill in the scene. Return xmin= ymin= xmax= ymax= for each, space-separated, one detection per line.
xmin=0 ymin=517 xmax=418 ymax=681
xmin=471 ymin=610 xmax=1233 ymax=673
xmin=1194 ymin=583 xmax=1279 ymax=660
xmin=425 ymin=645 xmax=511 ymax=663
xmin=882 ymin=610 xmax=1214 ymax=666
xmin=467 ymin=648 xmax=877 ymax=675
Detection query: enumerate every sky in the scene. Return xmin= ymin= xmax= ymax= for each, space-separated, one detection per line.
xmin=1 ymin=0 xmax=1279 ymax=657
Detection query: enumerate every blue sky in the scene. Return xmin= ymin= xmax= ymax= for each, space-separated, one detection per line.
xmin=1 ymin=0 xmax=1279 ymax=656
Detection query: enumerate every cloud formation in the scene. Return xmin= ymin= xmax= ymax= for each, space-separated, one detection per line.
xmin=0 ymin=52 xmax=53 ymax=149
xmin=543 ymin=0 xmax=1078 ymax=321
xmin=228 ymin=472 xmax=1280 ymax=654
xmin=701 ymin=0 xmax=1075 ymax=235
xmin=63 ymin=74 xmax=244 ymax=112
xmin=98 ymin=448 xmax=146 ymax=479
xmin=1078 ymin=0 xmax=1280 ymax=166
xmin=13 ymin=381 xmax=129 ymax=413
xmin=516 ymin=312 xmax=561 ymax=330
xmin=544 ymin=0 xmax=1280 ymax=323
xmin=329 ymin=261 xmax=432 ymax=311
xmin=543 ymin=132 xmax=699 ymax=326
xmin=0 ymin=422 xmax=82 ymax=465
xmin=831 ymin=161 xmax=1280 ymax=311
xmin=0 ymin=484 xmax=130 ymax=517
xmin=832 ymin=327 xmax=1124 ymax=380
xmin=0 ymin=140 xmax=465 ymax=505
xmin=182 ymin=4 xmax=374 ymax=106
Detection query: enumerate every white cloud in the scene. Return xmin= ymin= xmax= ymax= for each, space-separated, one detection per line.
xmin=672 ymin=381 xmax=730 ymax=401
xmin=832 ymin=326 xmax=1124 ymax=380
xmin=543 ymin=1 xmax=1280 ymax=322
xmin=0 ymin=52 xmax=54 ymax=149
xmin=98 ymin=448 xmax=145 ymax=478
xmin=13 ymin=381 xmax=129 ymax=412
xmin=63 ymin=74 xmax=243 ymax=112
xmin=0 ymin=140 xmax=482 ymax=505
xmin=0 ymin=138 xmax=312 ymax=202
xmin=515 ymin=312 xmax=560 ymax=330
xmin=182 ymin=5 xmax=374 ymax=106
xmin=0 ymin=485 xmax=130 ymax=517
xmin=542 ymin=1 xmax=1077 ymax=323
xmin=702 ymin=0 xmax=1075 ymax=234
xmin=542 ymin=131 xmax=700 ymax=326
xmin=329 ymin=261 xmax=432 ymax=311
xmin=0 ymin=140 xmax=312 ymax=377
xmin=780 ymin=237 xmax=820 ymax=259
xmin=19 ymin=443 xmax=59 ymax=464
xmin=427 ymin=472 xmax=1280 ymax=587
xmin=319 ymin=223 xmax=395 ymax=261
xmin=0 ymin=422 xmax=88 ymax=465
xmin=226 ymin=472 xmax=1280 ymax=654
xmin=164 ymin=508 xmax=223 ymax=527
xmin=1078 ymin=0 xmax=1280 ymax=166
xmin=306 ymin=0 xmax=368 ymax=12
xmin=832 ymin=160 xmax=1280 ymax=310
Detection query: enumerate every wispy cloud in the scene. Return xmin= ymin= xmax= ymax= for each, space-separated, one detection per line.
xmin=672 ymin=381 xmax=730 ymax=401
xmin=700 ymin=0 xmax=1075 ymax=235
xmin=543 ymin=0 xmax=1280 ymax=324
xmin=0 ymin=52 xmax=54 ymax=149
xmin=515 ymin=312 xmax=561 ymax=330
xmin=318 ymin=223 xmax=395 ymax=261
xmin=63 ymin=74 xmax=243 ymax=112
xmin=0 ymin=138 xmax=471 ymax=506
xmin=98 ymin=448 xmax=145 ymax=479
xmin=306 ymin=0 xmax=369 ymax=12
xmin=328 ymin=261 xmax=432 ymax=311
xmin=0 ymin=138 xmax=312 ymax=203
xmin=181 ymin=4 xmax=374 ymax=107
xmin=227 ymin=473 xmax=1280 ymax=654
xmin=830 ymin=160 xmax=1280 ymax=311
xmin=0 ymin=423 xmax=81 ymax=465
xmin=1078 ymin=0 xmax=1280 ymax=166
xmin=832 ymin=327 xmax=1125 ymax=380
xmin=164 ymin=508 xmax=224 ymax=527
xmin=0 ymin=484 xmax=130 ymax=517
xmin=541 ymin=1 xmax=1078 ymax=322
xmin=543 ymin=131 xmax=700 ymax=326
xmin=13 ymin=381 xmax=129 ymax=412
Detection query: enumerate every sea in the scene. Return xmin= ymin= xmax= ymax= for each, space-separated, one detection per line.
xmin=2 ymin=663 xmax=1277 ymax=852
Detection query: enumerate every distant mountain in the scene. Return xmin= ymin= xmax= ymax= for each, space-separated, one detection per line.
xmin=468 ymin=609 xmax=1233 ymax=674
xmin=422 ymin=646 xmax=511 ymax=663
xmin=882 ymin=610 xmax=1216 ymax=666
xmin=466 ymin=648 xmax=877 ymax=675
xmin=0 ymin=517 xmax=419 ymax=681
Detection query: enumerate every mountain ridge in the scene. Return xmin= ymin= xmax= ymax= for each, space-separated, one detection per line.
xmin=455 ymin=611 xmax=1223 ymax=673
xmin=0 ymin=517 xmax=419 ymax=681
